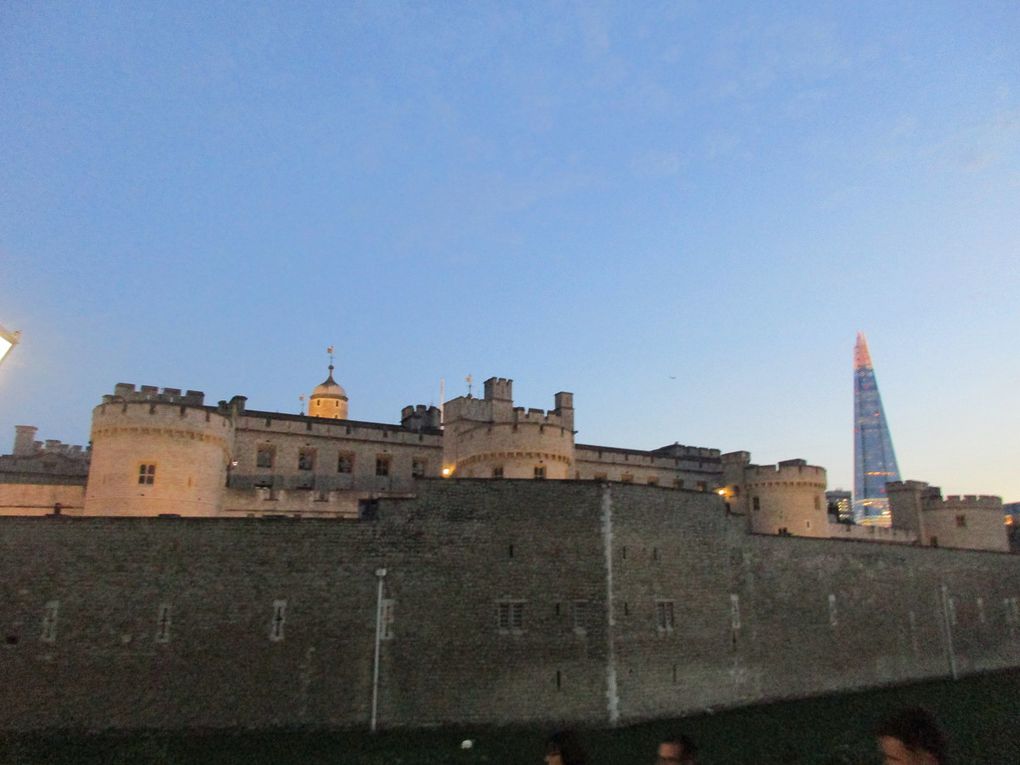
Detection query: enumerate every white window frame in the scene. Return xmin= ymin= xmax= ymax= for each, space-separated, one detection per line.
xmin=155 ymin=602 xmax=172 ymax=644
xmin=270 ymin=599 xmax=287 ymax=642
xmin=41 ymin=600 xmax=59 ymax=643
xmin=655 ymin=599 xmax=675 ymax=633
xmin=497 ymin=600 xmax=525 ymax=633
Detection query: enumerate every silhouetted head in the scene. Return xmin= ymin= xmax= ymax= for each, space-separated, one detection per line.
xmin=875 ymin=707 xmax=946 ymax=765
xmin=544 ymin=730 xmax=588 ymax=765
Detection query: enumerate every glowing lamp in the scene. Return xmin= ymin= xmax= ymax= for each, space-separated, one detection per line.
xmin=0 ymin=325 xmax=20 ymax=366
xmin=441 ymin=466 xmax=454 ymax=478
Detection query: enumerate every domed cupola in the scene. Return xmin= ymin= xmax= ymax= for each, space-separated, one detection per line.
xmin=308 ymin=347 xmax=349 ymax=420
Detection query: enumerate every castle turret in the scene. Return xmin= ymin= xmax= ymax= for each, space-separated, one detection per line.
xmin=742 ymin=459 xmax=829 ymax=537
xmin=442 ymin=376 xmax=575 ymax=479
xmin=890 ymin=480 xmax=1008 ymax=551
xmin=13 ymin=425 xmax=38 ymax=457
xmin=308 ymin=353 xmax=349 ymax=420
xmin=84 ymin=384 xmax=235 ymax=516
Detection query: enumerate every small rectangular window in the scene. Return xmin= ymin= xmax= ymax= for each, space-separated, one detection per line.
xmin=730 ymin=594 xmax=741 ymax=631
xmin=696 ymin=481 xmax=707 ymax=492
xmin=381 ymin=598 xmax=395 ymax=640
xmin=270 ymin=599 xmax=287 ymax=642
xmin=647 ymin=476 xmax=659 ymax=486
xmin=827 ymin=593 xmax=838 ymax=628
xmin=572 ymin=600 xmax=589 ymax=634
xmin=673 ymin=478 xmax=685 ymax=489
xmin=411 ymin=459 xmax=426 ymax=478
xmin=337 ymin=453 xmax=353 ymax=473
xmin=256 ymin=446 xmax=274 ymax=469
xmin=752 ymin=496 xmax=761 ymax=511
xmin=41 ymin=600 xmax=59 ymax=643
xmin=155 ymin=603 xmax=172 ymax=644
xmin=594 ymin=472 xmax=608 ymax=481
xmin=620 ymin=473 xmax=633 ymax=484
xmin=492 ymin=466 xmax=504 ymax=478
xmin=534 ymin=466 xmax=546 ymax=479
xmin=376 ymin=456 xmax=390 ymax=476
xmin=655 ymin=600 xmax=675 ymax=632
xmin=298 ymin=450 xmax=315 ymax=471
xmin=497 ymin=600 xmax=525 ymax=632
xmin=137 ymin=464 xmax=156 ymax=485
xmin=956 ymin=514 xmax=967 ymax=528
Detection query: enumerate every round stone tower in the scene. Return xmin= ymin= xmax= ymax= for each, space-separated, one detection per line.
xmin=308 ymin=362 xmax=349 ymax=420
xmin=442 ymin=377 xmax=575 ymax=479
xmin=84 ymin=384 xmax=236 ymax=516
xmin=743 ymin=459 xmax=829 ymax=538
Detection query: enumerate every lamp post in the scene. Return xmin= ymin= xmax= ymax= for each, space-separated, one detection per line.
xmin=0 ymin=325 xmax=20 ymax=367
xmin=370 ymin=567 xmax=387 ymax=732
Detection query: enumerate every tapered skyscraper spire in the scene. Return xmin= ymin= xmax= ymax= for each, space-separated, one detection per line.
xmin=853 ymin=332 xmax=901 ymax=525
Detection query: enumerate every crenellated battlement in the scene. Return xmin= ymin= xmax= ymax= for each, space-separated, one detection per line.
xmin=106 ymin=383 xmax=206 ymax=407
xmin=744 ymin=459 xmax=827 ymax=483
xmin=512 ymin=406 xmax=569 ymax=427
xmin=934 ymin=494 xmax=1003 ymax=511
xmin=400 ymin=404 xmax=442 ymax=432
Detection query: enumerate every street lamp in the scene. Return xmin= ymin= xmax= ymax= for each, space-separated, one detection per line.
xmin=0 ymin=325 xmax=20 ymax=367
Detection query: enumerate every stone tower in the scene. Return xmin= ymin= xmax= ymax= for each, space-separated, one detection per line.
xmin=442 ymin=377 xmax=575 ymax=479
xmin=308 ymin=354 xmax=349 ymax=420
xmin=84 ymin=384 xmax=237 ymax=516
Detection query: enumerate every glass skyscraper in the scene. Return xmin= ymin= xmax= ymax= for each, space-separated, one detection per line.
xmin=853 ymin=332 xmax=901 ymax=525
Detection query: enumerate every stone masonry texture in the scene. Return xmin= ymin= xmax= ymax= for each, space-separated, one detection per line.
xmin=1 ymin=481 xmax=1018 ymax=731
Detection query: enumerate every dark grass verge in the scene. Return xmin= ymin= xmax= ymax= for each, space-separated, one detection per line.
xmin=2 ymin=669 xmax=1018 ymax=764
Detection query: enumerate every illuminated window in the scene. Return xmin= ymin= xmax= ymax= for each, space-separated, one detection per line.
xmin=256 ymin=446 xmax=274 ymax=469
xmin=337 ymin=454 xmax=353 ymax=473
xmin=497 ymin=600 xmax=525 ymax=633
xmin=376 ymin=456 xmax=390 ymax=476
xmin=298 ymin=449 xmax=315 ymax=471
xmin=137 ymin=464 xmax=156 ymax=485
xmin=655 ymin=600 xmax=675 ymax=632
xmin=696 ymin=481 xmax=707 ymax=492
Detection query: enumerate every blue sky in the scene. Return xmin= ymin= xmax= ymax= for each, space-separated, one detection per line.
xmin=2 ymin=1 xmax=1018 ymax=499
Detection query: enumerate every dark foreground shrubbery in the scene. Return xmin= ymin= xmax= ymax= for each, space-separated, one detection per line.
xmin=3 ymin=669 xmax=1018 ymax=764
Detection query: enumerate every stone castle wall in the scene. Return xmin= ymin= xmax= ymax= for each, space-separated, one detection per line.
xmin=573 ymin=444 xmax=721 ymax=488
xmin=230 ymin=411 xmax=442 ymax=494
xmin=1 ymin=481 xmax=1017 ymax=732
xmin=0 ymin=483 xmax=85 ymax=516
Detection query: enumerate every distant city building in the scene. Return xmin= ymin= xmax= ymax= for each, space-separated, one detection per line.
xmin=853 ymin=333 xmax=901 ymax=526
xmin=826 ymin=489 xmax=853 ymax=524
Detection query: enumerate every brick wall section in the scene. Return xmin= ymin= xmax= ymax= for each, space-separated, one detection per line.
xmin=1 ymin=481 xmax=1018 ymax=732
